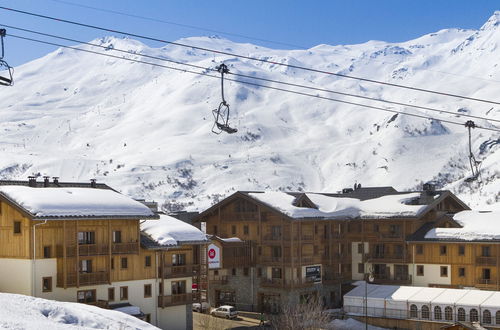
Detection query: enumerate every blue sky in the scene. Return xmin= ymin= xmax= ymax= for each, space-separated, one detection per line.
xmin=0 ymin=0 xmax=499 ymax=66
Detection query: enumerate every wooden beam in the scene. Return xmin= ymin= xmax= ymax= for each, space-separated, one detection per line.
xmin=63 ymin=220 xmax=67 ymax=289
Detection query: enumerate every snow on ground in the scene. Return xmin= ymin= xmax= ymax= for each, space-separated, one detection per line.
xmin=141 ymin=214 xmax=208 ymax=246
xmin=0 ymin=185 xmax=154 ymax=217
xmin=248 ymin=191 xmax=427 ymax=219
xmin=425 ymin=210 xmax=500 ymax=240
xmin=0 ymin=292 xmax=158 ymax=330
xmin=0 ymin=13 xmax=499 ymax=212
xmin=327 ymin=318 xmax=388 ymax=330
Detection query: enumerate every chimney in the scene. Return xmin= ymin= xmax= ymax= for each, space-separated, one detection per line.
xmin=43 ymin=176 xmax=50 ymax=187
xmin=52 ymin=177 xmax=59 ymax=185
xmin=420 ymin=182 xmax=437 ymax=204
xmin=28 ymin=176 xmax=37 ymax=187
xmin=90 ymin=179 xmax=97 ymax=188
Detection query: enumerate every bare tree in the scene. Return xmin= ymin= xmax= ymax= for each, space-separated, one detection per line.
xmin=194 ymin=312 xmax=227 ymax=330
xmin=269 ymin=296 xmax=331 ymax=330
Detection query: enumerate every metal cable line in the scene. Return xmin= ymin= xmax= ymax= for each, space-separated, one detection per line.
xmin=8 ymin=33 xmax=500 ymax=133
xmin=4 ymin=24 xmax=500 ymax=124
xmin=2 ymin=6 xmax=500 ymax=105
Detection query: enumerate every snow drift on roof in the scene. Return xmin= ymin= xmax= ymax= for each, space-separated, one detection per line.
xmin=0 ymin=292 xmax=157 ymax=329
xmin=141 ymin=214 xmax=208 ymax=246
xmin=425 ymin=210 xmax=500 ymax=240
xmin=248 ymin=191 xmax=427 ymax=219
xmin=0 ymin=186 xmax=154 ymax=218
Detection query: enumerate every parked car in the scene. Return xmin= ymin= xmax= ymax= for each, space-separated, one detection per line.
xmin=210 ymin=305 xmax=238 ymax=319
xmin=192 ymin=302 xmax=210 ymax=313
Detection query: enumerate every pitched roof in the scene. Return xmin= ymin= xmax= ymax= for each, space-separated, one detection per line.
xmin=0 ymin=183 xmax=157 ymax=220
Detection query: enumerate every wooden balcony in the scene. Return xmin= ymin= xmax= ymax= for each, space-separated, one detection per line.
xmin=158 ymin=293 xmax=193 ymax=307
xmin=209 ymin=275 xmax=228 ymax=285
xmin=161 ymin=264 xmax=195 ymax=279
xmin=323 ymin=273 xmax=345 ymax=284
xmin=262 ymin=234 xmax=282 ymax=242
xmin=260 ymin=277 xmax=316 ymax=288
xmin=364 ymin=253 xmax=408 ymax=263
xmin=58 ymin=242 xmax=138 ymax=257
xmin=477 ymin=278 xmax=496 ymax=285
xmin=378 ymin=232 xmax=404 ymax=241
xmin=111 ymin=242 xmax=139 ymax=254
xmin=476 ymin=256 xmax=497 ymax=266
xmin=58 ymin=271 xmax=109 ymax=287
xmin=371 ymin=274 xmax=412 ymax=285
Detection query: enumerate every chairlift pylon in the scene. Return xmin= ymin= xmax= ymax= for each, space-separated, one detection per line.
xmin=464 ymin=120 xmax=481 ymax=182
xmin=211 ymin=63 xmax=237 ymax=134
xmin=0 ymin=28 xmax=13 ymax=86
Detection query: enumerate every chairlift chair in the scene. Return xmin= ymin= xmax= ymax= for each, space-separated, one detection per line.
xmin=0 ymin=28 xmax=13 ymax=86
xmin=211 ymin=63 xmax=237 ymax=134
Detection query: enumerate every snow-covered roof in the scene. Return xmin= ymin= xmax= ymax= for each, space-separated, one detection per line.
xmin=219 ymin=237 xmax=244 ymax=243
xmin=345 ymin=284 xmax=500 ymax=311
xmin=247 ymin=191 xmax=428 ymax=219
xmin=0 ymin=293 xmax=158 ymax=330
xmin=0 ymin=185 xmax=156 ymax=219
xmin=141 ymin=214 xmax=208 ymax=247
xmin=424 ymin=211 xmax=500 ymax=241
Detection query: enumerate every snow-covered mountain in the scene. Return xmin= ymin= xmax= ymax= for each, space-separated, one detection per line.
xmin=0 ymin=13 xmax=499 ymax=211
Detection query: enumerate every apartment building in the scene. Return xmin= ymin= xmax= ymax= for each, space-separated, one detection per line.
xmin=0 ymin=178 xmax=208 ymax=330
xmin=194 ymin=184 xmax=473 ymax=312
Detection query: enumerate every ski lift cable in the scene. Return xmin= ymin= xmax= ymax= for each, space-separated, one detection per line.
xmin=4 ymin=24 xmax=500 ymax=125
xmin=2 ymin=6 xmax=500 ymax=106
xmin=8 ymin=33 xmax=500 ymax=134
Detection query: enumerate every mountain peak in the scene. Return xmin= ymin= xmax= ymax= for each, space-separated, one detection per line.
xmin=480 ymin=11 xmax=500 ymax=31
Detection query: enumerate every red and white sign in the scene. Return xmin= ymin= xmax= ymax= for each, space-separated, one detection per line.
xmin=207 ymin=243 xmax=220 ymax=269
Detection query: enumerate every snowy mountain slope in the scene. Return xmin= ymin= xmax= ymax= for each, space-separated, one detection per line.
xmin=0 ymin=293 xmax=158 ymax=329
xmin=0 ymin=13 xmax=498 ymax=211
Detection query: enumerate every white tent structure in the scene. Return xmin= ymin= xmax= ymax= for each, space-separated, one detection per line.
xmin=344 ymin=284 xmax=500 ymax=327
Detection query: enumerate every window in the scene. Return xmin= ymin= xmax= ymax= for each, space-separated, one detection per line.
xmin=271 ymin=267 xmax=282 ymax=279
xmin=243 ymin=267 xmax=249 ymax=276
xmin=271 ymin=246 xmax=282 ymax=258
xmin=389 ymin=224 xmax=401 ymax=236
xmin=416 ymin=244 xmax=423 ymax=255
xmin=78 ymin=231 xmax=95 ymax=245
xmin=409 ymin=304 xmax=418 ymax=318
xmin=258 ymin=246 xmax=262 ymax=256
xmin=440 ymin=266 xmax=448 ymax=277
xmin=43 ymin=246 xmax=52 ymax=258
xmin=496 ymin=310 xmax=500 ymax=325
xmin=232 ymin=268 xmax=236 ymax=276
xmin=358 ymin=263 xmax=364 ymax=274
xmin=421 ymin=305 xmax=430 ymax=319
xmin=470 ymin=308 xmax=479 ymax=322
xmin=373 ymin=224 xmax=379 ymax=232
xmin=120 ymin=286 xmax=128 ymax=300
xmin=112 ymin=231 xmax=122 ymax=243
xmin=271 ymin=226 xmax=282 ymax=239
xmin=444 ymin=306 xmax=453 ymax=321
xmin=482 ymin=246 xmax=491 ymax=257
xmin=145 ymin=255 xmax=151 ymax=267
xmin=394 ymin=244 xmax=404 ymax=257
xmin=144 ymin=284 xmax=152 ymax=298
xmin=457 ymin=308 xmax=465 ymax=321
xmin=145 ymin=314 xmax=151 ymax=323
xmin=482 ymin=268 xmax=491 ymax=280
xmin=434 ymin=306 xmax=442 ymax=320
xmin=171 ymin=281 xmax=186 ymax=295
xmin=483 ymin=310 xmax=492 ymax=324
xmin=77 ymin=289 xmax=96 ymax=303
xmin=231 ymin=225 xmax=236 ymax=235
xmin=108 ymin=287 xmax=115 ymax=301
xmin=172 ymin=254 xmax=186 ymax=266
xmin=234 ymin=199 xmax=257 ymax=212
xmin=121 ymin=257 xmax=128 ymax=269
xmin=458 ymin=245 xmax=465 ymax=256
xmin=159 ymin=282 xmax=163 ymax=295
xmin=458 ymin=267 xmax=465 ymax=277
xmin=357 ymin=243 xmax=364 ymax=254
xmin=243 ymin=225 xmax=249 ymax=235
xmin=439 ymin=245 xmax=447 ymax=255
xmin=13 ymin=221 xmax=21 ymax=234
xmin=417 ymin=265 xmax=424 ymax=276
xmin=42 ymin=277 xmax=52 ymax=292
xmin=111 ymin=257 xmax=114 ymax=270
xmin=80 ymin=259 xmax=92 ymax=273
xmin=257 ymin=268 xmax=262 ymax=277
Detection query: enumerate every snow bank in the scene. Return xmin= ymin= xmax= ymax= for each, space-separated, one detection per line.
xmin=425 ymin=210 xmax=500 ymax=240
xmin=0 ymin=293 xmax=158 ymax=330
xmin=0 ymin=186 xmax=154 ymax=218
xmin=328 ymin=318 xmax=388 ymax=330
xmin=248 ymin=191 xmax=427 ymax=219
xmin=141 ymin=214 xmax=208 ymax=246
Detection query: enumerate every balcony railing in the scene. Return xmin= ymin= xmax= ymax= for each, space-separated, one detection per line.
xmin=59 ymin=242 xmax=138 ymax=257
xmin=477 ymin=278 xmax=496 ymax=285
xmin=111 ymin=242 xmax=139 ymax=254
xmin=58 ymin=271 xmax=109 ymax=287
xmin=158 ymin=293 xmax=193 ymax=308
xmin=476 ymin=256 xmax=497 ymax=266
xmin=365 ymin=253 xmax=407 ymax=262
xmin=209 ymin=275 xmax=228 ymax=285
xmin=260 ymin=277 xmax=317 ymax=288
xmin=161 ymin=264 xmax=195 ymax=279
xmin=262 ymin=234 xmax=282 ymax=241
